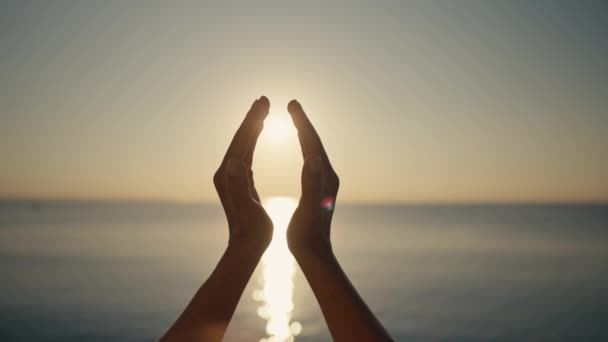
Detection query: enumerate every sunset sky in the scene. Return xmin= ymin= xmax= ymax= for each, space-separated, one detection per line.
xmin=1 ymin=1 xmax=607 ymax=203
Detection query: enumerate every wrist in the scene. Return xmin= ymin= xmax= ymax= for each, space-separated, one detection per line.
xmin=293 ymin=242 xmax=341 ymax=280
xmin=290 ymin=238 xmax=334 ymax=262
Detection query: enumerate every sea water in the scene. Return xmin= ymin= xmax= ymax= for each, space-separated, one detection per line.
xmin=0 ymin=200 xmax=607 ymax=341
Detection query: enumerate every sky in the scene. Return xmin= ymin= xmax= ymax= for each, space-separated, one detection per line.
xmin=1 ymin=0 xmax=607 ymax=203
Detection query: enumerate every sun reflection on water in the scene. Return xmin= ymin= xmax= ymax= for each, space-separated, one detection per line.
xmin=253 ymin=197 xmax=302 ymax=342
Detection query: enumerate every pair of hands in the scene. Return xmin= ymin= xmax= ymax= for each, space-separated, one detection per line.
xmin=163 ymin=96 xmax=391 ymax=342
xmin=213 ymin=96 xmax=339 ymax=257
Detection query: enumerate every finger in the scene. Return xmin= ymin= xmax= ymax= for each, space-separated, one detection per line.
xmin=245 ymin=96 xmax=270 ymax=166
xmin=225 ymin=158 xmax=253 ymax=207
xmin=250 ymin=176 xmax=261 ymax=202
xmin=244 ymin=97 xmax=269 ymax=202
xmin=301 ymin=156 xmax=323 ymax=210
xmin=287 ymin=100 xmax=330 ymax=163
xmin=248 ymin=168 xmax=261 ymax=203
xmin=224 ymin=96 xmax=269 ymax=163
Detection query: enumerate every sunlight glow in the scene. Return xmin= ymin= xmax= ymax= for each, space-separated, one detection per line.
xmin=254 ymin=197 xmax=301 ymax=342
xmin=263 ymin=115 xmax=294 ymax=141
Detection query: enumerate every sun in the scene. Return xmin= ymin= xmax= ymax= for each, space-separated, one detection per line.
xmin=264 ymin=114 xmax=294 ymax=141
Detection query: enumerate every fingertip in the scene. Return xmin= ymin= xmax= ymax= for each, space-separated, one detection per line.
xmin=258 ymin=95 xmax=270 ymax=108
xmin=255 ymin=96 xmax=270 ymax=121
xmin=258 ymin=95 xmax=270 ymax=112
xmin=248 ymin=96 xmax=269 ymax=121
xmin=287 ymin=99 xmax=301 ymax=114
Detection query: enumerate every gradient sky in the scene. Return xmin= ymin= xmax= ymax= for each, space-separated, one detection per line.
xmin=1 ymin=0 xmax=607 ymax=202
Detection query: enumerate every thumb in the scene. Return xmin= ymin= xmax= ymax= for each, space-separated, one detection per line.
xmin=301 ymin=156 xmax=323 ymax=210
xmin=225 ymin=158 xmax=252 ymax=207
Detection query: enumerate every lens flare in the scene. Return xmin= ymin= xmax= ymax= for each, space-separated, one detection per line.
xmin=254 ymin=197 xmax=301 ymax=342
xmin=320 ymin=196 xmax=335 ymax=211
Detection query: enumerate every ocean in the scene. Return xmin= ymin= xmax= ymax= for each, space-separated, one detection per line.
xmin=0 ymin=200 xmax=607 ymax=341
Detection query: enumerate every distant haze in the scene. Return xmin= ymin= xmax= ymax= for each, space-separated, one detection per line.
xmin=1 ymin=1 xmax=607 ymax=203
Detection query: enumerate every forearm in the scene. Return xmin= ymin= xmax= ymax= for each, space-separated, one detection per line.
xmin=162 ymin=240 xmax=267 ymax=341
xmin=295 ymin=244 xmax=393 ymax=342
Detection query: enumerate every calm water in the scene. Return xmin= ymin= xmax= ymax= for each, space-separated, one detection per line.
xmin=0 ymin=200 xmax=607 ymax=341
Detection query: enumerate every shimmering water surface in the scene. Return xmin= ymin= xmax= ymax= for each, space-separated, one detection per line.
xmin=0 ymin=200 xmax=607 ymax=341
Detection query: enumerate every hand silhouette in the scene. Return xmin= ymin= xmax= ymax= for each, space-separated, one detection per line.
xmin=162 ymin=96 xmax=273 ymax=342
xmin=286 ymin=99 xmax=393 ymax=342
xmin=286 ymin=100 xmax=340 ymax=257
xmin=164 ymin=97 xmax=392 ymax=342
xmin=213 ymin=96 xmax=273 ymax=248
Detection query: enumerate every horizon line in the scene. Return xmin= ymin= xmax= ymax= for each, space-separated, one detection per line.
xmin=1 ymin=196 xmax=607 ymax=206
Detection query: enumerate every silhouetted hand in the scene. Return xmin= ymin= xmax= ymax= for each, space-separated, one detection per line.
xmin=286 ymin=99 xmax=393 ymax=341
xmin=286 ymin=100 xmax=340 ymax=257
xmin=162 ymin=96 xmax=273 ymax=342
xmin=163 ymin=97 xmax=391 ymax=342
xmin=214 ymin=96 xmax=273 ymax=248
